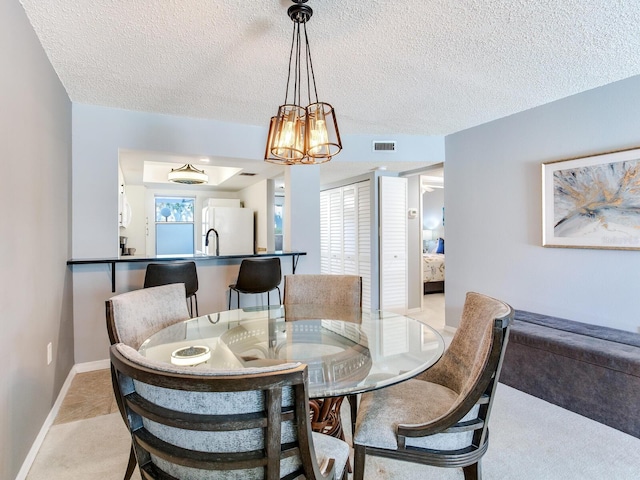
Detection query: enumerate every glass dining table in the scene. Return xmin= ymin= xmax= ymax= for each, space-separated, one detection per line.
xmin=138 ymin=304 xmax=445 ymax=442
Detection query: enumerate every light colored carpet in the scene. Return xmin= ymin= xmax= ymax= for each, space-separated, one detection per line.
xmin=27 ymin=384 xmax=640 ymax=479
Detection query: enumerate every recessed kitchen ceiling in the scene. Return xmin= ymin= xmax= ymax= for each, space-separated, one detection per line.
xmin=120 ymin=149 xmax=435 ymax=192
xmin=19 ymin=1 xmax=640 ymax=136
xmin=119 ymin=150 xmax=284 ymax=192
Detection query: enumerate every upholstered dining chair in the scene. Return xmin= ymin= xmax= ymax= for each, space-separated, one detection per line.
xmin=106 ymin=283 xmax=191 ymax=480
xmin=283 ymin=274 xmax=363 ymax=443
xmin=283 ymin=274 xmax=362 ymax=307
xmin=229 ymin=257 xmax=282 ymax=309
xmin=353 ymin=292 xmax=514 ymax=480
xmin=110 ymin=342 xmax=350 ymax=480
xmin=143 ymin=261 xmax=199 ymax=317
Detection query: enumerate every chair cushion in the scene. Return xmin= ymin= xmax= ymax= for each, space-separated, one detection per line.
xmin=354 ymin=378 xmax=477 ymax=451
xmin=109 ymin=284 xmax=190 ymax=349
xmin=312 ymin=431 xmax=350 ymax=479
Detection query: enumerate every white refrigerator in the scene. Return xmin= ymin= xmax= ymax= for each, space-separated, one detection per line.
xmin=201 ymin=202 xmax=254 ymax=255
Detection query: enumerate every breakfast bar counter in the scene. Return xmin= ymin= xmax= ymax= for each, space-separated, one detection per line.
xmin=67 ymin=251 xmax=306 ymax=292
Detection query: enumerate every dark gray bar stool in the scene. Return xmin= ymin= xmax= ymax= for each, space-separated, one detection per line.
xmin=228 ymin=257 xmax=282 ymax=309
xmin=143 ymin=261 xmax=199 ymax=317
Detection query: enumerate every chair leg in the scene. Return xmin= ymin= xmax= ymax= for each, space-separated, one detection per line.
xmin=267 ymin=290 xmax=270 ymax=307
xmin=276 ymin=286 xmax=281 ymax=304
xmin=348 ymin=394 xmax=358 ymax=437
xmin=463 ymin=461 xmax=481 ymax=480
xmin=124 ymin=444 xmax=137 ymax=480
xmin=353 ymin=444 xmax=366 ymax=480
xmin=193 ymin=293 xmax=198 ymax=317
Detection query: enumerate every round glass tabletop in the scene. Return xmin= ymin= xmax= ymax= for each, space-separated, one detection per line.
xmin=139 ymin=305 xmax=445 ymax=399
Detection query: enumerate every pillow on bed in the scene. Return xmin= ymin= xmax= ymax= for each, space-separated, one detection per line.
xmin=435 ymin=237 xmax=445 ymax=254
xmin=425 ymin=239 xmax=438 ymax=253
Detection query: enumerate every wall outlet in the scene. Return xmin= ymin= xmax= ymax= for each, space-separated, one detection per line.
xmin=47 ymin=342 xmax=52 ymax=365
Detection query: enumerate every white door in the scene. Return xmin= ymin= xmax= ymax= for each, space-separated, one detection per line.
xmin=357 ymin=181 xmax=372 ymax=309
xmin=379 ymin=176 xmax=408 ymax=312
xmin=342 ymin=185 xmax=357 ymax=275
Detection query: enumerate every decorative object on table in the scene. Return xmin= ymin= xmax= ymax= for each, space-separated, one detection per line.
xmin=228 ymin=257 xmax=282 ymax=310
xmin=167 ymin=163 xmax=208 ymax=184
xmin=543 ymin=146 xmax=640 ymax=249
xmin=110 ymin=343 xmax=350 ymax=480
xmin=105 ymin=283 xmax=191 ymax=480
xmin=170 ymin=345 xmax=211 ymax=366
xmin=143 ymin=262 xmax=200 ymax=317
xmin=264 ymin=0 xmax=342 ymax=165
xmin=352 ymin=292 xmax=513 ymax=480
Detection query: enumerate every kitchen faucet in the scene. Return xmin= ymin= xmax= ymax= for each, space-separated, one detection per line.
xmin=205 ymin=228 xmax=220 ymax=256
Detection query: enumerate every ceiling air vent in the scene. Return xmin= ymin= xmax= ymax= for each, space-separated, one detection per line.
xmin=239 ymin=172 xmax=257 ymax=176
xmin=373 ymin=141 xmax=396 ymax=152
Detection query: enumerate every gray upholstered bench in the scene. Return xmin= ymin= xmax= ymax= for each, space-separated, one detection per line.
xmin=500 ymin=310 xmax=640 ymax=438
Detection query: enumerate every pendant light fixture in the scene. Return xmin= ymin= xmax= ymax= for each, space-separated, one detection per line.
xmin=265 ymin=0 xmax=342 ymax=165
xmin=168 ymin=164 xmax=208 ymax=184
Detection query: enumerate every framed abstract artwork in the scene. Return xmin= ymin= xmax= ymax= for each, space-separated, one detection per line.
xmin=542 ymin=147 xmax=640 ymax=250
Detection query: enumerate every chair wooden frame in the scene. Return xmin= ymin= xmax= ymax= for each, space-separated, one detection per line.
xmin=353 ymin=294 xmax=513 ymax=480
xmin=106 ymin=284 xmax=191 ymax=480
xmin=110 ymin=344 xmax=347 ymax=480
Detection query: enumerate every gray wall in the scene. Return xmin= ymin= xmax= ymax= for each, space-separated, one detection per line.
xmin=422 ymin=187 xmax=445 ymax=239
xmin=0 ymin=2 xmax=73 ymax=478
xmin=445 ymin=75 xmax=640 ymax=333
xmin=407 ymin=175 xmax=422 ymax=310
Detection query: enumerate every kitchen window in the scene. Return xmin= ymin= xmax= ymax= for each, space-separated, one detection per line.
xmin=155 ymin=196 xmax=195 ymax=255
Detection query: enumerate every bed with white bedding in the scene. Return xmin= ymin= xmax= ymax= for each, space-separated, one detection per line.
xmin=423 ymin=253 xmax=445 ymax=294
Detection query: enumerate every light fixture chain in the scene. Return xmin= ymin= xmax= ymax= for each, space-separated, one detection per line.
xmin=295 ymin=21 xmax=302 ymax=106
xmin=284 ymin=22 xmax=296 ymax=105
xmin=303 ymin=22 xmax=319 ymax=103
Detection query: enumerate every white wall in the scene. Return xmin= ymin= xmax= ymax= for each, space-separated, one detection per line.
xmin=285 ymin=165 xmax=321 ymax=273
xmin=445 ymin=75 xmax=640 ymax=333
xmin=0 ymin=2 xmax=73 ymax=478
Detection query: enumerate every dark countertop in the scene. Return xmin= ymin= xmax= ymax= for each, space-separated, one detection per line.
xmin=67 ymin=251 xmax=306 ymax=265
xmin=67 ymin=251 xmax=307 ymax=292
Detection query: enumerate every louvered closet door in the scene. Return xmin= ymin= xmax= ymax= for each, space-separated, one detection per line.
xmin=379 ymin=176 xmax=408 ymax=312
xmin=342 ymin=185 xmax=357 ymax=275
xmin=329 ymin=189 xmax=343 ymax=274
xmin=320 ymin=191 xmax=330 ymax=273
xmin=357 ymin=181 xmax=372 ymax=309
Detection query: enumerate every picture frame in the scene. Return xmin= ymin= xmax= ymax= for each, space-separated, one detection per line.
xmin=542 ymin=147 xmax=640 ymax=250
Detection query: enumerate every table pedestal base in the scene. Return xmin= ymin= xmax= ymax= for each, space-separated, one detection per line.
xmin=309 ymin=397 xmax=346 ymax=439
xmin=309 ymin=396 xmax=356 ymax=473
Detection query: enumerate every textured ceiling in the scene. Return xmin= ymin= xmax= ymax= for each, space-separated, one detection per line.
xmin=19 ymin=0 xmax=640 ymax=137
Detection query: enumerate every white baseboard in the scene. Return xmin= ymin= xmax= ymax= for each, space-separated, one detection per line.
xmin=15 ymin=358 xmax=110 ymax=480
xmin=74 ymin=358 xmax=110 ymax=373
xmin=15 ymin=366 xmax=76 ymax=480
